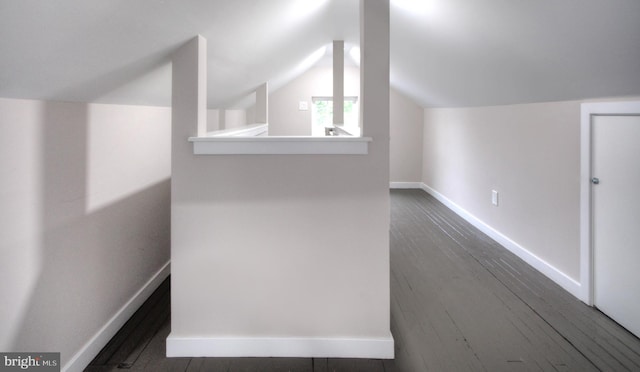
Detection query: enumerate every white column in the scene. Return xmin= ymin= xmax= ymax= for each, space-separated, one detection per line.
xmin=360 ymin=0 xmax=389 ymax=140
xmin=169 ymin=35 xmax=207 ymax=357
xmin=333 ymin=40 xmax=344 ymax=126
xmin=172 ymin=35 xmax=207 ymax=138
xmin=255 ymin=82 xmax=268 ymax=124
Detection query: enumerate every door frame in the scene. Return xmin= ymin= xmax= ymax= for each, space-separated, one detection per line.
xmin=580 ymin=101 xmax=640 ymax=305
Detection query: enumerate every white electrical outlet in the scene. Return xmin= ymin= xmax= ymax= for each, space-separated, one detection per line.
xmin=492 ymin=190 xmax=499 ymax=206
xmin=298 ymin=101 xmax=308 ymax=111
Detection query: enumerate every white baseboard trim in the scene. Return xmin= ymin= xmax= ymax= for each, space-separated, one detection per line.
xmin=390 ymin=182 xmax=422 ymax=189
xmin=420 ymin=183 xmax=582 ymax=300
xmin=63 ymin=261 xmax=171 ymax=372
xmin=166 ymin=335 xmax=395 ymax=359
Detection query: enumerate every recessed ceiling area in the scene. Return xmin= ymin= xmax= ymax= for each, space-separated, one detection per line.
xmin=0 ymin=0 xmax=638 ymax=108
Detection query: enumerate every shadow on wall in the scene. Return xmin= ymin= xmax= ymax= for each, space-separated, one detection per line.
xmin=3 ymin=101 xmax=170 ymax=366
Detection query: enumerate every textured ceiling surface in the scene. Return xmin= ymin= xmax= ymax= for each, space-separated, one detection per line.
xmin=1 ymin=0 xmax=639 ymax=108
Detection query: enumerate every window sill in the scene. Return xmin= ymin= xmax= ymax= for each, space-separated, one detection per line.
xmin=188 ymin=136 xmax=372 ymax=155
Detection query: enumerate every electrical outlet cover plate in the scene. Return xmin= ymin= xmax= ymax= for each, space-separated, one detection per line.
xmin=492 ymin=190 xmax=499 ymax=206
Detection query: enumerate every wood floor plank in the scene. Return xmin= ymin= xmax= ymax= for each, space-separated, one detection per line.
xmin=89 ymin=277 xmax=170 ymax=367
xmin=391 ymin=190 xmax=583 ymax=371
xmin=312 ymin=358 xmax=328 ymax=372
xmin=423 ymin=190 xmax=640 ymax=370
xmin=326 ymin=358 xmax=385 ymax=372
xmin=115 ymin=292 xmax=171 ymax=367
xmin=83 ymin=366 xmax=113 ymax=372
xmin=382 ymin=358 xmax=398 ymax=372
xmin=186 ymin=357 xmax=312 ymax=372
xmin=390 ymin=189 xmax=640 ymax=371
xmin=127 ymin=320 xmax=190 ymax=372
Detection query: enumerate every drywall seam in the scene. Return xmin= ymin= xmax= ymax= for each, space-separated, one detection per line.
xmin=420 ymin=183 xmax=582 ymax=300
xmin=166 ymin=335 xmax=394 ymax=359
xmin=63 ymin=261 xmax=171 ymax=372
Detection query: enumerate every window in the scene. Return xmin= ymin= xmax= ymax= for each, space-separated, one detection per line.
xmin=311 ymin=96 xmax=359 ymax=136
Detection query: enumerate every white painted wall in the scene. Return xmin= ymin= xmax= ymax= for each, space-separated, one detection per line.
xmin=206 ymin=109 xmax=247 ymax=132
xmin=268 ymin=66 xmax=422 ymax=182
xmin=225 ymin=109 xmax=247 ymax=129
xmin=268 ymin=66 xmax=361 ymax=136
xmin=422 ymin=97 xmax=640 ymax=300
xmin=169 ymin=2 xmax=392 ymax=357
xmin=206 ymin=109 xmax=221 ymax=132
xmin=390 ymin=88 xmax=423 ymax=183
xmin=0 ymin=98 xmax=171 ymax=370
xmin=423 ymin=101 xmax=582 ymax=282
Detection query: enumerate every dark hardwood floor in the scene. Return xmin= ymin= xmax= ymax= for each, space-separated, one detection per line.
xmin=86 ymin=189 xmax=640 ymax=371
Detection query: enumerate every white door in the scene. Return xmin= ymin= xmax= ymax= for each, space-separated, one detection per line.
xmin=592 ymin=115 xmax=640 ymax=338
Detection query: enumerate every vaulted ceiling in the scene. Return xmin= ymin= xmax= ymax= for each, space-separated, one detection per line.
xmin=1 ymin=0 xmax=639 ymax=108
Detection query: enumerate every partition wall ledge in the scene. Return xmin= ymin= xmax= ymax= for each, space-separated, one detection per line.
xmin=188 ymin=136 xmax=372 ymax=155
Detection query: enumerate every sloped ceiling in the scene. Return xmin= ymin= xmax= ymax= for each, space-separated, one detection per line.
xmin=391 ymin=0 xmax=640 ymax=107
xmin=0 ymin=0 xmax=638 ymax=109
